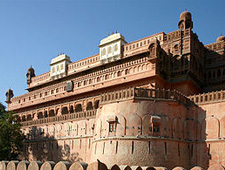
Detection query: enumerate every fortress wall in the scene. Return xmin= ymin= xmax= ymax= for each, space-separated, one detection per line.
xmin=194 ymin=101 xmax=225 ymax=168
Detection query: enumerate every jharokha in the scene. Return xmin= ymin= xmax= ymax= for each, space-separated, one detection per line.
xmin=5 ymin=11 xmax=225 ymax=170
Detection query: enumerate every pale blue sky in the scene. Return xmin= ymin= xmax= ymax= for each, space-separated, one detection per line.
xmin=1 ymin=0 xmax=225 ymax=106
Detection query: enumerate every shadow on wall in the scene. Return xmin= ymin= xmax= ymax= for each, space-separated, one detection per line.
xmin=20 ymin=126 xmax=82 ymax=163
xmin=0 ymin=160 xmax=225 ymax=170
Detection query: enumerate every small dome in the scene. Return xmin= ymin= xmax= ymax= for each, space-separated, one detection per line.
xmin=179 ymin=10 xmax=192 ymax=21
xmin=216 ymin=35 xmax=225 ymax=42
xmin=27 ymin=66 xmax=34 ymax=72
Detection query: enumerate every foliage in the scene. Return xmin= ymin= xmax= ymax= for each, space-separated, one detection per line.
xmin=0 ymin=102 xmax=25 ymax=160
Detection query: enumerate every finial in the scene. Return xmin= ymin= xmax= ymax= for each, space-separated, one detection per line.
xmin=116 ymin=30 xmax=117 ymax=33
xmin=112 ymin=31 xmax=114 ymax=35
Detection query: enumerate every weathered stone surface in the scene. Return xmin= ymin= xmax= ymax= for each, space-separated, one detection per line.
xmin=69 ymin=162 xmax=87 ymax=170
xmin=40 ymin=161 xmax=55 ymax=170
xmin=17 ymin=161 xmax=29 ymax=170
xmin=28 ymin=161 xmax=42 ymax=170
xmin=208 ymin=164 xmax=225 ymax=170
xmin=53 ymin=161 xmax=71 ymax=170
xmin=7 ymin=161 xmax=19 ymax=170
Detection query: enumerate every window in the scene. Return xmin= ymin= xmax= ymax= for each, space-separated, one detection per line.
xmin=109 ymin=122 xmax=116 ymax=132
xmin=52 ymin=67 xmax=55 ymax=73
xmin=153 ymin=124 xmax=160 ymax=133
xmin=108 ymin=46 xmax=112 ymax=54
xmin=61 ymin=64 xmax=64 ymax=70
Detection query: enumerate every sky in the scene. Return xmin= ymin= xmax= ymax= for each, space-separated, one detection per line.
xmin=0 ymin=0 xmax=225 ymax=106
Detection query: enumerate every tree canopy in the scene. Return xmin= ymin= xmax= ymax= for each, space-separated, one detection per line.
xmin=0 ymin=102 xmax=25 ymax=160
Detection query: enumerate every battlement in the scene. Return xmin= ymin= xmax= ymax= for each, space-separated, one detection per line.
xmin=101 ymin=87 xmax=193 ymax=106
xmin=188 ymin=90 xmax=225 ymax=105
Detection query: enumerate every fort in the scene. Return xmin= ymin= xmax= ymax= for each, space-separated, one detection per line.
xmin=5 ymin=10 xmax=225 ymax=170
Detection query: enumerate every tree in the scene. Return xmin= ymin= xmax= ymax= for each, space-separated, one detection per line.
xmin=0 ymin=102 xmax=25 ymax=160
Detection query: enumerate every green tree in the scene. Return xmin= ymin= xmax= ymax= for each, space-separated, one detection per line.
xmin=0 ymin=102 xmax=25 ymax=160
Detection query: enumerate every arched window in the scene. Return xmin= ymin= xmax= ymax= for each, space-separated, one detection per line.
xmin=108 ymin=46 xmax=112 ymax=54
xmin=117 ymin=71 xmax=122 ymax=77
xmin=86 ymin=102 xmax=93 ymax=110
xmin=49 ymin=110 xmax=55 ymax=117
xmin=102 ymin=48 xmax=106 ymax=55
xmin=149 ymin=44 xmax=156 ymax=57
xmin=75 ymin=104 xmax=82 ymax=112
xmin=37 ymin=112 xmax=43 ymax=119
xmin=61 ymin=107 xmax=68 ymax=115
xmin=217 ymin=69 xmax=221 ymax=77
xmin=94 ymin=100 xmax=100 ymax=109
xmin=114 ymin=44 xmax=118 ymax=51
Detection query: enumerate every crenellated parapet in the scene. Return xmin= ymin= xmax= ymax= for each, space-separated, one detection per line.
xmin=101 ymin=87 xmax=194 ymax=106
xmin=188 ymin=90 xmax=225 ymax=105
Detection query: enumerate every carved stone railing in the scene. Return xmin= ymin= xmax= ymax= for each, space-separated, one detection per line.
xmin=123 ymin=32 xmax=164 ymax=58
xmin=101 ymin=87 xmax=193 ymax=106
xmin=205 ymin=41 xmax=225 ymax=51
xmin=188 ymin=90 xmax=225 ymax=105
xmin=21 ymin=110 xmax=96 ymax=127
xmin=163 ymin=28 xmax=190 ymax=42
xmin=30 ymin=72 xmax=51 ymax=87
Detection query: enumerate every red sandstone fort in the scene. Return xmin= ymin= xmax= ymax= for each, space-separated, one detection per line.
xmin=4 ymin=10 xmax=225 ymax=170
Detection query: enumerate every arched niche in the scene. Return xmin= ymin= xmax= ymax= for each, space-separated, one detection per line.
xmin=127 ymin=114 xmax=142 ymax=136
xmin=142 ymin=114 xmax=151 ymax=136
xmin=75 ymin=104 xmax=83 ymax=112
xmin=86 ymin=102 xmax=93 ymax=111
xmin=205 ymin=116 xmax=220 ymax=139
xmin=116 ymin=114 xmax=126 ymax=136
xmin=62 ymin=107 xmax=69 ymax=115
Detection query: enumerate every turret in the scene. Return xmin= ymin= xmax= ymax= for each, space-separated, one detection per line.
xmin=178 ymin=9 xmax=193 ymax=30
xmin=26 ymin=66 xmax=35 ymax=85
xmin=5 ymin=89 xmax=14 ymax=104
xmin=216 ymin=35 xmax=225 ymax=42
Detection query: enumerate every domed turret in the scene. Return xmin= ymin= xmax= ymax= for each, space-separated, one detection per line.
xmin=26 ymin=66 xmax=35 ymax=85
xmin=216 ymin=35 xmax=225 ymax=42
xmin=178 ymin=10 xmax=193 ymax=30
xmin=5 ymin=89 xmax=14 ymax=104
